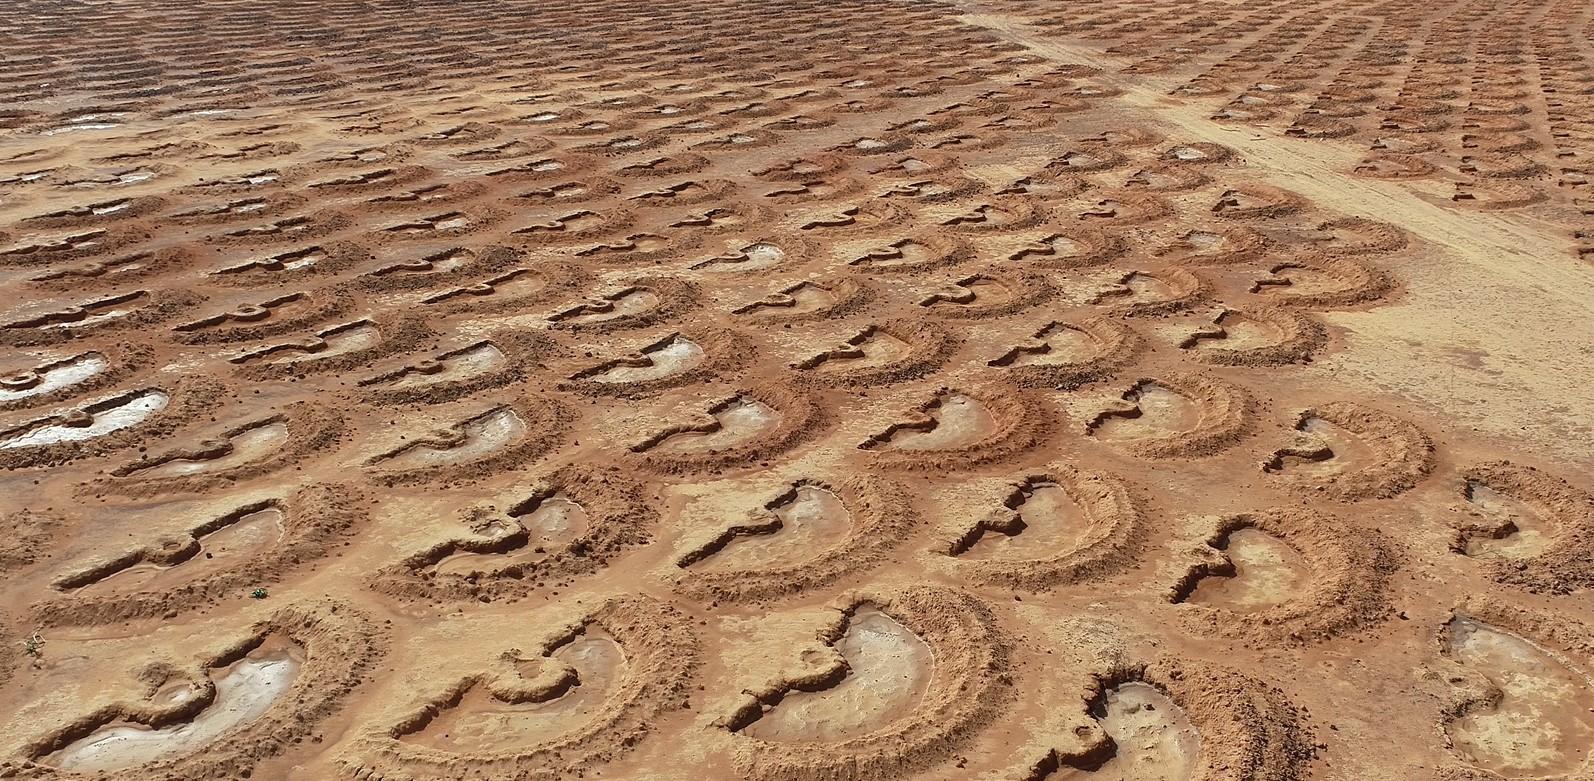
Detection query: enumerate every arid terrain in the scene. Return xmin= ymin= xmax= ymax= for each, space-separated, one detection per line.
xmin=1 ymin=0 xmax=1593 ymax=779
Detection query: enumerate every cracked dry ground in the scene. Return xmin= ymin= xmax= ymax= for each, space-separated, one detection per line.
xmin=2 ymin=0 xmax=1594 ymax=779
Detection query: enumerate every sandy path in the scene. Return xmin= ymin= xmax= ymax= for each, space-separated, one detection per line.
xmin=962 ymin=7 xmax=1594 ymax=466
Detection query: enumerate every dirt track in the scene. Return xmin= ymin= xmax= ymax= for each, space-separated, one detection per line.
xmin=1 ymin=0 xmax=1593 ymax=779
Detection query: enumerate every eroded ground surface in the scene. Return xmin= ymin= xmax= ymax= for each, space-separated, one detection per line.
xmin=2 ymin=0 xmax=1593 ymax=779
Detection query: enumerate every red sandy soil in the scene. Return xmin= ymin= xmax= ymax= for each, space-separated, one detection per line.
xmin=2 ymin=0 xmax=1593 ymax=779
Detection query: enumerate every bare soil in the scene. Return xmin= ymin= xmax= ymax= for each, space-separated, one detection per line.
xmin=2 ymin=0 xmax=1593 ymax=779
